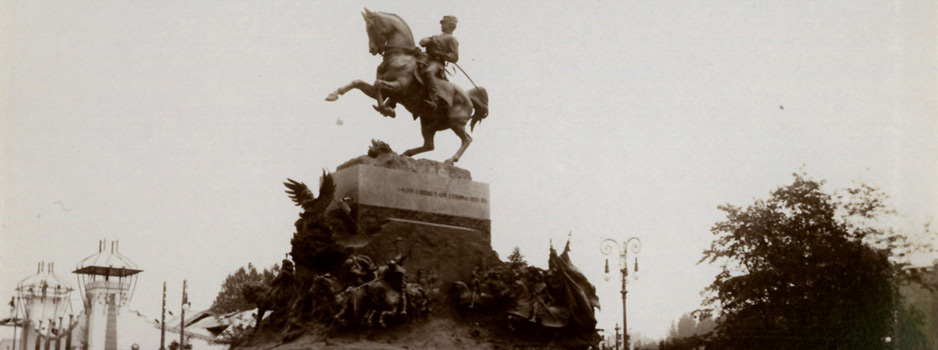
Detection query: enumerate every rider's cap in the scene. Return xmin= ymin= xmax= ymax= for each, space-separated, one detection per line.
xmin=441 ymin=16 xmax=458 ymax=24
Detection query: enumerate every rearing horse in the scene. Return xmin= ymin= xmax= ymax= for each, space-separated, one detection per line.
xmin=325 ymin=9 xmax=489 ymax=165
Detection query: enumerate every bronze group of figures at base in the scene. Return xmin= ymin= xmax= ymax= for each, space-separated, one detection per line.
xmin=309 ymin=253 xmax=433 ymax=328
xmin=235 ymin=170 xmax=442 ymax=341
xmin=241 ymin=166 xmax=598 ymax=329
xmin=453 ymin=242 xmax=601 ymax=332
xmin=241 ymin=254 xmax=436 ymax=343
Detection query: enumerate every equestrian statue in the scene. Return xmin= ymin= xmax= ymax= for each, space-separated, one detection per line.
xmin=325 ymin=9 xmax=489 ymax=165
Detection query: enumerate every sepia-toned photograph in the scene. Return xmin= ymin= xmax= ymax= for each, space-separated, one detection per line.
xmin=2 ymin=2 xmax=936 ymax=349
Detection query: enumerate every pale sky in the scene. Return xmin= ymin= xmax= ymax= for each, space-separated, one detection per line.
xmin=2 ymin=0 xmax=936 ymax=341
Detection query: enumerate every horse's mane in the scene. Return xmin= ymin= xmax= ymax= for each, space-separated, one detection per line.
xmin=377 ymin=11 xmax=415 ymax=44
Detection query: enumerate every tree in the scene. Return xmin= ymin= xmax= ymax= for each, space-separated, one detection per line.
xmin=210 ymin=263 xmax=278 ymax=314
xmin=507 ymin=246 xmax=527 ymax=268
xmin=898 ymin=260 xmax=938 ymax=349
xmin=661 ymin=313 xmax=710 ymax=350
xmin=699 ymin=173 xmax=933 ymax=349
xmin=693 ymin=316 xmax=716 ymax=336
xmin=675 ymin=313 xmax=696 ymax=339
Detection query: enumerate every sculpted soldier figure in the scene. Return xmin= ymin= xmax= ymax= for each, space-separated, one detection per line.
xmin=271 ymin=257 xmax=297 ymax=300
xmin=419 ymin=15 xmax=459 ymax=110
xmin=342 ymin=254 xmax=376 ymax=286
xmin=383 ymin=254 xmax=409 ymax=315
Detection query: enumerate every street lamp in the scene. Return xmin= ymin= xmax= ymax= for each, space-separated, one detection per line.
xmin=600 ymin=237 xmax=641 ymax=350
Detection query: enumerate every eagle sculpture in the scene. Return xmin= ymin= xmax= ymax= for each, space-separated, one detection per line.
xmin=284 ymin=171 xmax=338 ymax=236
xmin=284 ymin=171 xmax=335 ymax=215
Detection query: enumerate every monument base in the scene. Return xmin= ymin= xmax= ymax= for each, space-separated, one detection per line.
xmin=326 ymin=150 xmax=495 ymax=297
xmin=361 ymin=218 xmax=498 ymax=298
xmin=330 ymin=152 xmax=491 ymax=242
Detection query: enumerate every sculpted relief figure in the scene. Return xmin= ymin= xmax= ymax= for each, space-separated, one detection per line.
xmin=325 ymin=9 xmax=488 ymax=165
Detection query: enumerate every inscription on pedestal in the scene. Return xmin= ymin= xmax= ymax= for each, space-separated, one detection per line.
xmin=395 ymin=187 xmax=489 ymax=204
xmin=330 ymin=164 xmax=490 ymax=233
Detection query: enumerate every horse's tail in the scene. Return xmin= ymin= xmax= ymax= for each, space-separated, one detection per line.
xmin=468 ymin=87 xmax=489 ymax=132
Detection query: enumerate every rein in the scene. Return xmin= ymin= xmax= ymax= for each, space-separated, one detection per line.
xmin=453 ymin=63 xmax=479 ymax=90
xmin=381 ymin=44 xmax=419 ymax=56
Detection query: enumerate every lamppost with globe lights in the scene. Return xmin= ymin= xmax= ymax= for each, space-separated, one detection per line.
xmin=600 ymin=237 xmax=641 ymax=350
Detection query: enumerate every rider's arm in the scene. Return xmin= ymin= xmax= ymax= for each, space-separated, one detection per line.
xmin=419 ymin=36 xmax=432 ymax=47
xmin=445 ymin=38 xmax=459 ymax=63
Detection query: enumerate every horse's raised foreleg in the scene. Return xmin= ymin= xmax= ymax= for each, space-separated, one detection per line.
xmin=402 ymin=123 xmax=436 ymax=158
xmin=333 ymin=298 xmax=349 ymax=325
xmin=446 ymin=123 xmax=473 ymax=165
xmin=372 ymin=80 xmax=388 ymax=115
xmin=334 ymin=286 xmax=359 ymax=326
xmin=400 ymin=291 xmax=408 ymax=316
xmin=371 ymin=80 xmax=403 ymax=118
xmin=377 ymin=302 xmax=400 ymax=328
xmin=325 ymin=80 xmax=378 ymax=101
xmin=365 ymin=308 xmax=379 ymax=328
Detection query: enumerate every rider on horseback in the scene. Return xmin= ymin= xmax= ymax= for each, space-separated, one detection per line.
xmin=327 ymin=10 xmax=488 ymax=164
xmin=419 ymin=15 xmax=459 ymax=111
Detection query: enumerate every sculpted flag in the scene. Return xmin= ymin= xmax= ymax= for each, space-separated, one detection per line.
xmin=549 ymin=240 xmax=601 ymax=329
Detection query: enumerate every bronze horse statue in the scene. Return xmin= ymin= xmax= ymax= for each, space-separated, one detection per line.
xmin=325 ymin=9 xmax=489 ymax=165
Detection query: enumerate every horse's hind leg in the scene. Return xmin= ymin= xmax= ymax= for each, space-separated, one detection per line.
xmin=446 ymin=123 xmax=473 ymax=165
xmin=402 ymin=124 xmax=436 ymax=158
xmin=325 ymin=80 xmax=377 ymax=101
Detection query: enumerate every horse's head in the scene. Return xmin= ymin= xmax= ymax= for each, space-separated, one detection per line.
xmin=362 ymin=8 xmax=381 ymax=55
xmin=361 ymin=8 xmax=414 ymax=56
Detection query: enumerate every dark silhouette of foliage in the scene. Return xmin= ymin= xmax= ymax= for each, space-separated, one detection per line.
xmin=210 ymin=263 xmax=278 ymax=314
xmin=658 ymin=313 xmax=716 ymax=350
xmin=899 ymin=261 xmax=938 ymax=348
xmin=290 ymin=221 xmax=350 ymax=276
xmin=674 ymin=313 xmax=696 ymax=339
xmin=699 ymin=173 xmax=933 ymax=349
xmin=507 ymin=246 xmax=527 ymax=268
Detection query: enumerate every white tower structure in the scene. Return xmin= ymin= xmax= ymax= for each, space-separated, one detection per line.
xmin=73 ymin=240 xmax=141 ymax=350
xmin=14 ymin=261 xmax=77 ymax=350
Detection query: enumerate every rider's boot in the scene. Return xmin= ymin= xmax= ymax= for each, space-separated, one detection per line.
xmin=423 ymin=71 xmax=440 ymax=111
xmin=425 ymin=89 xmax=445 ymax=112
xmin=425 ymin=98 xmax=438 ymax=111
xmin=433 ymin=95 xmax=448 ymax=115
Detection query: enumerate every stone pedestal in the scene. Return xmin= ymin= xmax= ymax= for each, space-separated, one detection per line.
xmin=327 ymin=153 xmax=497 ymax=295
xmin=331 ymin=155 xmax=491 ymax=241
